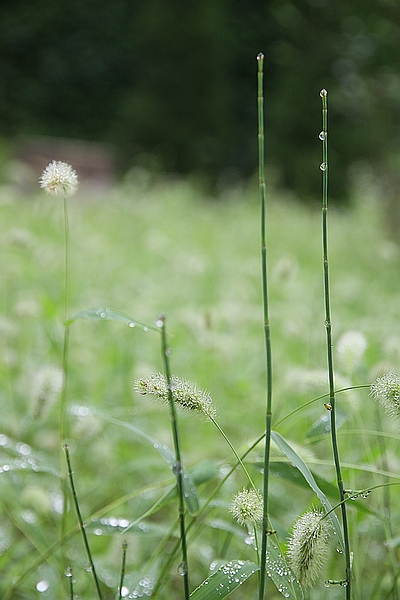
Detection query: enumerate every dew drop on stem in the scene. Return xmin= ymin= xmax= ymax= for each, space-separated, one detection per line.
xmin=320 ymin=162 xmax=327 ymax=171
xmin=177 ymin=561 xmax=188 ymax=576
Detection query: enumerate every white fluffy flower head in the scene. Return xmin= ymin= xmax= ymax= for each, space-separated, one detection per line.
xmin=370 ymin=372 xmax=400 ymax=424
xmin=229 ymin=488 xmax=263 ymax=528
xmin=39 ymin=161 xmax=78 ymax=197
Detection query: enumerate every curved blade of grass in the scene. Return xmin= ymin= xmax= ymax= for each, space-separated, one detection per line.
xmin=101 ymin=414 xmax=199 ymax=515
xmin=64 ymin=306 xmax=158 ymax=331
xmin=271 ymin=431 xmax=345 ymax=552
xmin=190 ymin=560 xmax=260 ymax=600
xmin=265 ymin=539 xmax=304 ymax=599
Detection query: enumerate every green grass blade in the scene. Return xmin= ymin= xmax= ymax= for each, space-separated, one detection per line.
xmin=64 ymin=306 xmax=158 ymax=331
xmin=265 ymin=539 xmax=304 ymax=599
xmin=271 ymin=431 xmax=345 ymax=552
xmin=190 ymin=560 xmax=260 ymax=600
xmin=102 ymin=415 xmax=199 ymax=515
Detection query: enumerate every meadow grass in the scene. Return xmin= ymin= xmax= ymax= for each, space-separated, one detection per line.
xmin=0 ymin=167 xmax=399 ymax=599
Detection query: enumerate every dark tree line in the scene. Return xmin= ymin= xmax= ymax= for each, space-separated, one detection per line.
xmin=0 ymin=0 xmax=399 ymax=200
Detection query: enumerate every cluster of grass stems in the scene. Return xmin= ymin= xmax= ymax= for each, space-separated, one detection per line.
xmin=0 ymin=56 xmax=399 ymax=600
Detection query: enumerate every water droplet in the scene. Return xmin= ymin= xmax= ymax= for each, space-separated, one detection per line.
xmin=155 ymin=318 xmax=164 ymax=328
xmin=85 ymin=562 xmax=93 ymax=572
xmin=340 ymin=580 xmax=348 ymax=587
xmin=324 ymin=581 xmax=330 ymax=588
xmin=320 ymin=162 xmax=327 ymax=171
xmin=100 ymin=312 xmax=106 ymax=318
xmin=319 ymin=131 xmax=326 ymax=141
xmin=143 ymin=326 xmax=149 ymax=332
xmin=257 ymin=52 xmax=264 ymax=61
xmin=65 ymin=566 xmax=73 ymax=578
xmin=36 ymin=580 xmax=49 ymax=592
xmin=172 ymin=461 xmax=183 ymax=476
xmin=320 ymin=88 xmax=328 ymax=97
xmin=129 ymin=322 xmax=135 ymax=328
xmin=336 ymin=547 xmax=343 ymax=554
xmin=16 ymin=442 xmax=31 ymax=456
xmin=177 ymin=562 xmax=187 ymax=576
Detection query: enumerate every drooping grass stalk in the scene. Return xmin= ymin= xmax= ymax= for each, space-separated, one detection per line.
xmin=118 ymin=541 xmax=128 ymax=600
xmin=157 ymin=314 xmax=190 ymax=600
xmin=64 ymin=443 xmax=104 ymax=600
xmin=319 ymin=89 xmax=351 ymax=598
xmin=257 ymin=52 xmax=274 ymax=600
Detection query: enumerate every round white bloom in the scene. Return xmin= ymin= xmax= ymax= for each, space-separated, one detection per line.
xmin=229 ymin=488 xmax=263 ymax=528
xmin=39 ymin=161 xmax=78 ymax=197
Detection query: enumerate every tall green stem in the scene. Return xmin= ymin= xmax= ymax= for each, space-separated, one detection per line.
xmin=257 ymin=52 xmax=273 ymax=600
xmin=158 ymin=314 xmax=190 ymax=600
xmin=320 ymin=89 xmax=351 ymax=598
xmin=64 ymin=444 xmax=104 ymax=600
xmin=60 ymin=196 xmax=71 ymax=582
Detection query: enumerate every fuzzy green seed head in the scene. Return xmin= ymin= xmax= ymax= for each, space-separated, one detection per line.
xmin=370 ymin=372 xmax=400 ymax=424
xmin=287 ymin=509 xmax=332 ymax=588
xmin=31 ymin=365 xmax=64 ymax=420
xmin=39 ymin=161 xmax=78 ymax=197
xmin=134 ymin=373 xmax=216 ymax=420
xmin=229 ymin=488 xmax=263 ymax=529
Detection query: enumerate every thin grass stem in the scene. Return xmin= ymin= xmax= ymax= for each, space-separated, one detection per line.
xmin=64 ymin=443 xmax=104 ymax=600
xmin=118 ymin=541 xmax=128 ymax=600
xmin=320 ymin=89 xmax=351 ymax=598
xmin=157 ymin=314 xmax=190 ymax=600
xmin=257 ymin=52 xmax=273 ymax=600
xmin=60 ymin=196 xmax=71 ymax=585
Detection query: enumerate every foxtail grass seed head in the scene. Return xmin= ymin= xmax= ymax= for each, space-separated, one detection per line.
xmin=370 ymin=372 xmax=400 ymax=424
xmin=31 ymin=365 xmax=64 ymax=420
xmin=287 ymin=509 xmax=332 ymax=588
xmin=134 ymin=373 xmax=217 ymax=419
xmin=336 ymin=330 xmax=367 ymax=374
xmin=229 ymin=488 xmax=263 ymax=529
xmin=39 ymin=160 xmax=78 ymax=197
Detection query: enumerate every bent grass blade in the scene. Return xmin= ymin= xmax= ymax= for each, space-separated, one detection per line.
xmin=64 ymin=306 xmax=158 ymax=332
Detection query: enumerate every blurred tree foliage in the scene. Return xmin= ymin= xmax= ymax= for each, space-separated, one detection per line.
xmin=0 ymin=0 xmax=399 ymax=199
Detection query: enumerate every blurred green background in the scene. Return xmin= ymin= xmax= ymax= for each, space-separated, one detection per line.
xmin=1 ymin=0 xmax=399 ymax=201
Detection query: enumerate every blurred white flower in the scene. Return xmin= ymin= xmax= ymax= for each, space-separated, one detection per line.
xmin=337 ymin=331 xmax=367 ymax=374
xmin=370 ymin=372 xmax=400 ymax=424
xmin=31 ymin=365 xmax=64 ymax=420
xmin=39 ymin=161 xmax=78 ymax=197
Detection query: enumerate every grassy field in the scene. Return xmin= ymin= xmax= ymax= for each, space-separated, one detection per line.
xmin=0 ymin=174 xmax=399 ymax=599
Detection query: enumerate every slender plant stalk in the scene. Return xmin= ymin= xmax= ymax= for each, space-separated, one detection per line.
xmin=257 ymin=52 xmax=273 ymax=600
xmin=118 ymin=541 xmax=128 ymax=600
xmin=60 ymin=196 xmax=71 ymax=582
xmin=158 ymin=314 xmax=190 ymax=600
xmin=320 ymin=89 xmax=351 ymax=598
xmin=64 ymin=444 xmax=104 ymax=600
